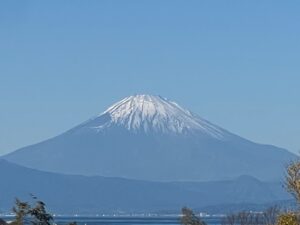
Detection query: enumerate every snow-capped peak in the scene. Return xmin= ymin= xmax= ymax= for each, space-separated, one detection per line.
xmin=86 ymin=94 xmax=227 ymax=139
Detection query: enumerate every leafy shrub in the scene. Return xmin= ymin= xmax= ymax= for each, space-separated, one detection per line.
xmin=180 ymin=207 xmax=206 ymax=225
xmin=276 ymin=212 xmax=299 ymax=225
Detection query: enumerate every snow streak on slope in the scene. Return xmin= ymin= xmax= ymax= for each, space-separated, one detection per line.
xmin=88 ymin=95 xmax=227 ymax=139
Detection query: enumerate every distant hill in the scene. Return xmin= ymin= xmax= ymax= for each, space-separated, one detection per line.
xmin=3 ymin=95 xmax=296 ymax=181
xmin=0 ymin=160 xmax=291 ymax=214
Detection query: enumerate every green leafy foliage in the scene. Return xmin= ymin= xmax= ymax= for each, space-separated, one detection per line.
xmin=10 ymin=197 xmax=53 ymax=225
xmin=180 ymin=207 xmax=206 ymax=225
xmin=11 ymin=199 xmax=30 ymax=225
xmin=276 ymin=212 xmax=299 ymax=225
xmin=28 ymin=200 xmax=53 ymax=225
xmin=286 ymin=161 xmax=300 ymax=206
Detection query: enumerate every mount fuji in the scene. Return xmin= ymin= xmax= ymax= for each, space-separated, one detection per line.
xmin=3 ymin=95 xmax=295 ymax=181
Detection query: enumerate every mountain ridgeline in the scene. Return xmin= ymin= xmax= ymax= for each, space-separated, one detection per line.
xmin=3 ymin=95 xmax=296 ymax=181
xmin=0 ymin=160 xmax=291 ymax=214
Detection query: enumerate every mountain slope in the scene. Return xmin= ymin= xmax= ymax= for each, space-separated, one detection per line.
xmin=0 ymin=160 xmax=291 ymax=214
xmin=3 ymin=95 xmax=296 ymax=181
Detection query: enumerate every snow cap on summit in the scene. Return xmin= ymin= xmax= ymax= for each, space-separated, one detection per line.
xmin=91 ymin=94 xmax=227 ymax=138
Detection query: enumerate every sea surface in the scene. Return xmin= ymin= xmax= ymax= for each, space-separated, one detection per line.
xmin=2 ymin=216 xmax=222 ymax=225
xmin=52 ymin=216 xmax=222 ymax=225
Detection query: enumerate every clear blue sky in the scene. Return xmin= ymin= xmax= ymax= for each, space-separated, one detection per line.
xmin=0 ymin=0 xmax=299 ymax=155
